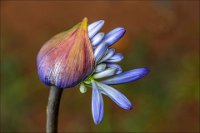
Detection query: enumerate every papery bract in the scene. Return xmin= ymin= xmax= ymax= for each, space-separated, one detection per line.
xmin=37 ymin=18 xmax=95 ymax=88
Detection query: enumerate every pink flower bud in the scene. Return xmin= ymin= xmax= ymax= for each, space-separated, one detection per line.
xmin=37 ymin=18 xmax=95 ymax=88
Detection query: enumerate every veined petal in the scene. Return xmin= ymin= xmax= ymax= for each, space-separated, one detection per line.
xmin=91 ymin=32 xmax=104 ymax=46
xmin=102 ymin=68 xmax=149 ymax=85
xmin=97 ymin=82 xmax=132 ymax=110
xmin=105 ymin=53 xmax=124 ymax=63
xmin=92 ymin=81 xmax=104 ymax=124
xmin=94 ymin=43 xmax=108 ymax=62
xmin=93 ymin=68 xmax=117 ymax=79
xmin=88 ymin=20 xmax=104 ymax=39
xmin=37 ymin=18 xmax=95 ymax=88
xmin=107 ymin=63 xmax=122 ymax=74
xmin=99 ymin=48 xmax=115 ymax=63
xmin=95 ymin=63 xmax=107 ymax=73
xmin=104 ymin=27 xmax=125 ymax=47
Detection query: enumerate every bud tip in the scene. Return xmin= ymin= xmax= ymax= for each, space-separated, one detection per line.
xmin=81 ymin=17 xmax=88 ymax=30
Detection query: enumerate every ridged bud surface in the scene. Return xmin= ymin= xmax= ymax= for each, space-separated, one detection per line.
xmin=37 ymin=18 xmax=95 ymax=88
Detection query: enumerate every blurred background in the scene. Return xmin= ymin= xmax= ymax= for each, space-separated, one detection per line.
xmin=1 ymin=1 xmax=199 ymax=132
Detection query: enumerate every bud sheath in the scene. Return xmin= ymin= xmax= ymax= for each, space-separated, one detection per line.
xmin=37 ymin=18 xmax=95 ymax=88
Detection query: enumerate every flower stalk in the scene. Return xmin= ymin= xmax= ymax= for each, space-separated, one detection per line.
xmin=46 ymin=86 xmax=63 ymax=133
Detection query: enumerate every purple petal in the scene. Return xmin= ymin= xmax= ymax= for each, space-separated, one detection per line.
xmin=88 ymin=20 xmax=104 ymax=39
xmin=91 ymin=32 xmax=104 ymax=46
xmin=99 ymin=48 xmax=115 ymax=63
xmin=97 ymin=82 xmax=132 ymax=110
xmin=95 ymin=63 xmax=107 ymax=73
xmin=104 ymin=27 xmax=125 ymax=47
xmin=93 ymin=68 xmax=117 ymax=79
xmin=94 ymin=43 xmax=108 ymax=62
xmin=105 ymin=53 xmax=124 ymax=63
xmin=92 ymin=81 xmax=104 ymax=124
xmin=107 ymin=63 xmax=122 ymax=74
xmin=102 ymin=68 xmax=149 ymax=85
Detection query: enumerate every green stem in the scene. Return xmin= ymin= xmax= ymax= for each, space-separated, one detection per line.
xmin=46 ymin=86 xmax=63 ymax=133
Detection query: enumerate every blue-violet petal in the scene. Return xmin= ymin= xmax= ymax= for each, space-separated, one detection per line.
xmin=105 ymin=53 xmax=124 ymax=63
xmin=99 ymin=48 xmax=115 ymax=63
xmin=107 ymin=63 xmax=122 ymax=74
xmin=97 ymin=82 xmax=132 ymax=110
xmin=91 ymin=32 xmax=104 ymax=46
xmin=104 ymin=27 xmax=125 ymax=47
xmin=102 ymin=68 xmax=149 ymax=85
xmin=95 ymin=63 xmax=107 ymax=73
xmin=93 ymin=68 xmax=117 ymax=79
xmin=88 ymin=20 xmax=104 ymax=39
xmin=92 ymin=81 xmax=104 ymax=124
xmin=94 ymin=43 xmax=108 ymax=62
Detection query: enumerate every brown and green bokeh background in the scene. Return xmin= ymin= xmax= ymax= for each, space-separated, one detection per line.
xmin=1 ymin=1 xmax=199 ymax=132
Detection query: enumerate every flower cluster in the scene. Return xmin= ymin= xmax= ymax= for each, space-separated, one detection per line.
xmin=79 ymin=19 xmax=149 ymax=124
xmin=37 ymin=18 xmax=149 ymax=125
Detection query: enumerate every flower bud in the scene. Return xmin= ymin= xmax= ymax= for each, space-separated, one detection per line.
xmin=37 ymin=18 xmax=95 ymax=88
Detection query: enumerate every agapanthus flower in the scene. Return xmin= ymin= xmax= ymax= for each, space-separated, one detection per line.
xmin=80 ymin=19 xmax=149 ymax=124
xmin=37 ymin=18 xmax=149 ymax=125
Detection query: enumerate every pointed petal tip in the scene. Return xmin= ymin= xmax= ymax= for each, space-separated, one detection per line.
xmin=88 ymin=20 xmax=105 ymax=38
xmin=127 ymin=104 xmax=133 ymax=110
xmin=118 ymin=28 xmax=126 ymax=38
xmin=82 ymin=17 xmax=88 ymax=21
xmin=114 ymin=27 xmax=126 ymax=33
xmin=81 ymin=17 xmax=88 ymax=30
xmin=117 ymin=27 xmax=126 ymax=32
xmin=104 ymin=27 xmax=126 ymax=47
xmin=88 ymin=20 xmax=105 ymax=30
xmin=141 ymin=67 xmax=150 ymax=75
xmin=122 ymin=103 xmax=133 ymax=110
xmin=94 ymin=120 xmax=102 ymax=125
xmin=122 ymin=101 xmax=133 ymax=110
xmin=130 ymin=105 xmax=133 ymax=110
xmin=93 ymin=20 xmax=105 ymax=24
xmin=98 ymin=20 xmax=105 ymax=25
